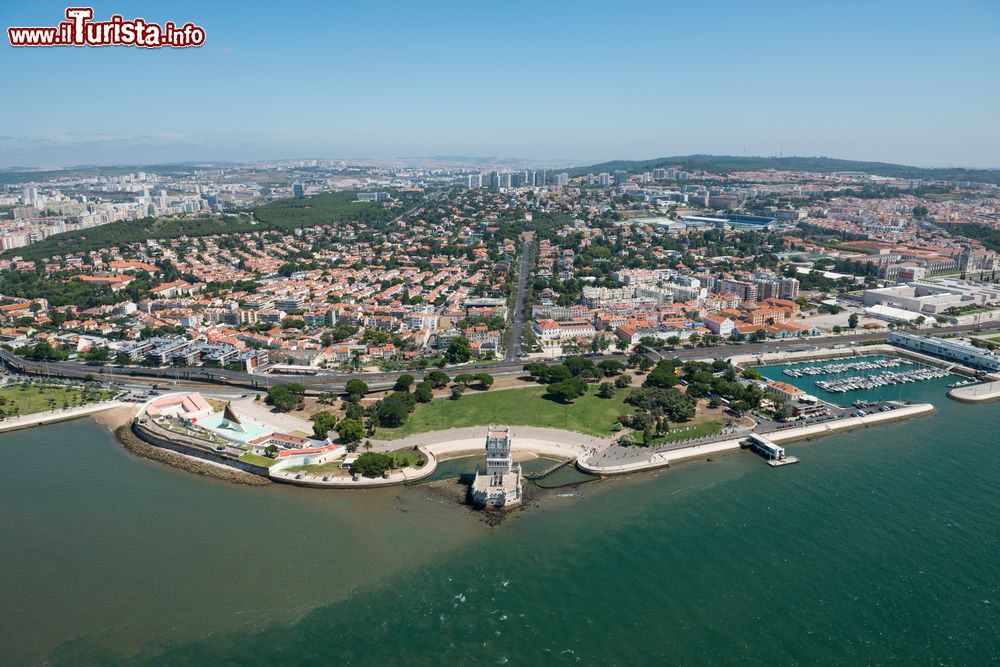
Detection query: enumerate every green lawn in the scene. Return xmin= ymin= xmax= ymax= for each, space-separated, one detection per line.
xmin=389 ymin=449 xmax=426 ymax=467
xmin=0 ymin=383 xmax=115 ymax=417
xmin=639 ymin=420 xmax=723 ymax=446
xmin=282 ymin=461 xmax=348 ymax=475
xmin=238 ymin=452 xmax=279 ymax=467
xmin=377 ymin=385 xmax=634 ymax=440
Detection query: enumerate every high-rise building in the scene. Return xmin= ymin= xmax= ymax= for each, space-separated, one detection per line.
xmin=22 ymin=186 xmax=39 ymax=208
xmin=778 ymin=277 xmax=800 ymax=300
xmin=598 ymin=172 xmax=611 ymax=187
xmin=555 ymin=172 xmax=569 ymax=188
xmin=292 ymin=181 xmax=305 ymax=197
xmin=534 ymin=170 xmax=546 ymax=187
xmin=465 ymin=173 xmax=483 ymax=189
xmin=716 ymin=278 xmax=758 ymax=303
xmin=614 ymin=170 xmax=629 ymax=185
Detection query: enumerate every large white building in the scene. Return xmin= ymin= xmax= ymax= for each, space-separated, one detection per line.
xmin=890 ymin=331 xmax=1000 ymax=371
xmin=864 ymin=278 xmax=1000 ymax=316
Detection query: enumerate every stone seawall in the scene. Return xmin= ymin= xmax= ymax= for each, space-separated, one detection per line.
xmin=124 ymin=421 xmax=271 ymax=485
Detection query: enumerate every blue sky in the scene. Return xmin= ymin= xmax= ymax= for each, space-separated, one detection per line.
xmin=1 ymin=0 xmax=998 ymax=168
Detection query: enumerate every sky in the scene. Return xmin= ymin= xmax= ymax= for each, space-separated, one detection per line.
xmin=0 ymin=0 xmax=998 ymax=169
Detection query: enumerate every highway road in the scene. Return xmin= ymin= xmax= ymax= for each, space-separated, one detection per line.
xmin=4 ymin=322 xmax=998 ymax=394
xmin=505 ymin=234 xmax=534 ymax=362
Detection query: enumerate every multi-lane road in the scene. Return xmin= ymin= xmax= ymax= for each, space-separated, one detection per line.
xmin=505 ymin=233 xmax=534 ymax=362
xmin=3 ymin=322 xmax=998 ymax=394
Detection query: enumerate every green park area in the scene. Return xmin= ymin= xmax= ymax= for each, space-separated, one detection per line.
xmin=637 ymin=418 xmax=723 ymax=446
xmin=377 ymin=384 xmax=634 ymax=439
xmin=0 ymin=382 xmax=116 ymax=418
xmin=281 ymin=461 xmax=347 ymax=475
xmin=281 ymin=449 xmax=423 ymax=476
xmin=238 ymin=452 xmax=279 ymax=468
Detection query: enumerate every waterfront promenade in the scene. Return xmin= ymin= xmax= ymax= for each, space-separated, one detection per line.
xmin=948 ymin=381 xmax=1000 ymax=403
xmin=577 ymin=403 xmax=935 ymax=475
xmin=274 ymin=426 xmax=608 ymax=489
xmin=0 ymin=400 xmax=127 ymax=434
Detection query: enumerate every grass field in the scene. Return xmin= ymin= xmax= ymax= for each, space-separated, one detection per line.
xmin=389 ymin=449 xmax=425 ymax=467
xmin=282 ymin=461 xmax=348 ymax=475
xmin=238 ymin=452 xmax=278 ymax=468
xmin=0 ymin=383 xmax=115 ymax=417
xmin=638 ymin=419 xmax=723 ymax=446
xmin=377 ymin=385 xmax=634 ymax=439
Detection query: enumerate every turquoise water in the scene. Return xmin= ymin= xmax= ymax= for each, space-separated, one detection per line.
xmin=199 ymin=413 xmax=274 ymax=442
xmin=3 ymin=374 xmax=1000 ymax=664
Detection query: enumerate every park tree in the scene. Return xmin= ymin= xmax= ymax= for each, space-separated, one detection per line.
xmin=345 ymin=379 xmax=368 ymax=402
xmin=848 ymin=313 xmax=859 ymax=329
xmin=450 ymin=385 xmax=464 ymax=400
xmin=375 ymin=393 xmax=411 ymax=428
xmin=474 ymin=372 xmax=494 ymax=389
xmin=266 ymin=385 xmax=299 ymax=412
xmin=645 ymin=360 xmax=681 ymax=388
xmin=546 ymin=378 xmax=588 ymax=403
xmin=335 ymin=418 xmax=365 ymax=444
xmin=597 ymin=382 xmax=616 ymax=399
xmin=311 ymin=410 xmax=338 ymax=439
xmin=414 ymin=381 xmax=434 ymax=403
xmin=426 ymin=370 xmax=450 ymax=388
xmin=394 ymin=374 xmax=415 ymax=392
xmin=542 ymin=364 xmax=572 ymax=384
xmin=352 ymin=452 xmax=393 ymax=477
xmin=598 ymin=359 xmax=626 ymax=377
xmin=445 ymin=336 xmax=472 ymax=363
xmin=564 ymin=356 xmax=598 ymax=379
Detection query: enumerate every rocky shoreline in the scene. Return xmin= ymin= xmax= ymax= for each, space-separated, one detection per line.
xmin=418 ymin=475 xmax=589 ymax=526
xmin=114 ymin=423 xmax=271 ymax=487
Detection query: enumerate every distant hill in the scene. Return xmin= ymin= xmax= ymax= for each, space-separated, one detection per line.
xmin=566 ymin=154 xmax=1000 ymax=185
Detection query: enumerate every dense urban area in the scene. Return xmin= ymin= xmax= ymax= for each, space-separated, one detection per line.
xmin=2 ymin=155 xmax=1000 ymax=474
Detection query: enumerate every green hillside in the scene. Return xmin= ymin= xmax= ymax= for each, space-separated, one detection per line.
xmin=3 ymin=191 xmax=399 ymax=260
xmin=566 ymin=154 xmax=1000 ymax=185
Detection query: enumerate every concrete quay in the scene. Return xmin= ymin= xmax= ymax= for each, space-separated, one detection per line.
xmin=578 ymin=402 xmax=935 ymax=476
xmin=947 ymin=381 xmax=1000 ymax=404
xmin=269 ymin=447 xmax=438 ymax=488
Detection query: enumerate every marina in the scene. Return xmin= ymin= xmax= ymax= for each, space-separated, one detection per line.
xmin=783 ymin=357 xmax=905 ymax=377
xmin=815 ymin=367 xmax=949 ymax=394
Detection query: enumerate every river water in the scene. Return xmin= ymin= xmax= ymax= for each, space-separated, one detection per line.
xmin=2 ymin=368 xmax=999 ymax=665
